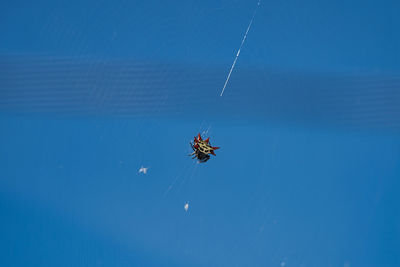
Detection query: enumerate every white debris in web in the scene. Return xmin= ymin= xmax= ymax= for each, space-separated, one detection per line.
xmin=184 ymin=202 xmax=189 ymax=212
xmin=138 ymin=166 xmax=148 ymax=174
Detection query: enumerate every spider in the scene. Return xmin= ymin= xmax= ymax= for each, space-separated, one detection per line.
xmin=190 ymin=133 xmax=220 ymax=163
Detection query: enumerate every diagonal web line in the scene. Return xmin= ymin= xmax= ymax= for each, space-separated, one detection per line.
xmin=220 ymin=0 xmax=261 ymax=97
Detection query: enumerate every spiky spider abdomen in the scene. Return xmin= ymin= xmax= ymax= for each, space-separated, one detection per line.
xmin=190 ymin=142 xmax=210 ymax=163
xmin=189 ymin=133 xmax=220 ymax=163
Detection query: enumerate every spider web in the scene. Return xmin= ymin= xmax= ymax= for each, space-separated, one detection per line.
xmin=1 ymin=0 xmax=399 ymax=266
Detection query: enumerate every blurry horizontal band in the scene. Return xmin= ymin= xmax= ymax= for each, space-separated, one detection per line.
xmin=0 ymin=55 xmax=399 ymax=132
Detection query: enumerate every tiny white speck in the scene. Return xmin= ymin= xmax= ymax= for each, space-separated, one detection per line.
xmin=281 ymin=261 xmax=286 ymax=267
xmin=138 ymin=166 xmax=148 ymax=174
xmin=184 ymin=202 xmax=189 ymax=212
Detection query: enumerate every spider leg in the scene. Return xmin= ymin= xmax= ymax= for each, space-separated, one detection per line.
xmin=190 ymin=142 xmax=196 ymax=151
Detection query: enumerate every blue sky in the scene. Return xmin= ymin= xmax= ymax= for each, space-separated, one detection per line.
xmin=1 ymin=0 xmax=399 ymax=71
xmin=1 ymin=0 xmax=400 ymax=266
xmin=1 ymin=116 xmax=399 ymax=266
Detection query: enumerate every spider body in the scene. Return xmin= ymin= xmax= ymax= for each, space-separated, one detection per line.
xmin=190 ymin=133 xmax=220 ymax=163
